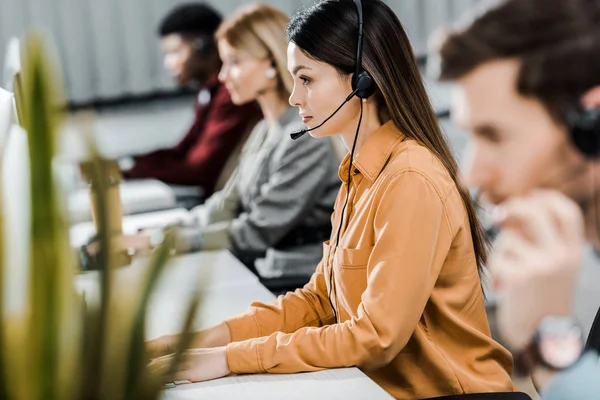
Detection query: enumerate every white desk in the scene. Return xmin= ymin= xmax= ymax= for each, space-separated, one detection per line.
xmin=143 ymin=251 xmax=272 ymax=339
xmin=148 ymin=252 xmax=391 ymax=399
xmin=162 ymin=368 xmax=393 ymax=400
xmin=67 ymin=180 xmax=179 ymax=224
xmin=152 ymin=251 xmax=260 ymax=290
xmin=70 ymin=207 xmax=190 ymax=248
xmin=76 ymin=247 xmax=392 ymax=399
xmin=76 ymin=250 xmax=260 ymax=298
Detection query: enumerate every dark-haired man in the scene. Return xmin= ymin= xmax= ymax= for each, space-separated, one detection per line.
xmin=434 ymin=0 xmax=600 ymax=397
xmin=123 ymin=3 xmax=261 ymax=196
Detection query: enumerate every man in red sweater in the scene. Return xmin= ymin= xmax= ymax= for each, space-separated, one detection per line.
xmin=123 ymin=3 xmax=261 ymax=196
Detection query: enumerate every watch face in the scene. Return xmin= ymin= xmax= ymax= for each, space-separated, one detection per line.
xmin=150 ymin=230 xmax=166 ymax=248
xmin=538 ymin=316 xmax=584 ymax=370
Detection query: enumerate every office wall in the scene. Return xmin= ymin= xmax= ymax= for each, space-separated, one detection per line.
xmin=0 ymin=0 xmax=481 ymax=104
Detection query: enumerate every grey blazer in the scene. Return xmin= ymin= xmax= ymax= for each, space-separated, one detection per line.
xmin=178 ymin=106 xmax=340 ymax=278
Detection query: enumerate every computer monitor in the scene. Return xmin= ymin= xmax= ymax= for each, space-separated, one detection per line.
xmin=3 ymin=37 xmax=21 ymax=92
xmin=1 ymin=123 xmax=30 ymax=313
xmin=0 ymin=87 xmax=16 ymax=155
xmin=3 ymin=38 xmax=23 ymax=125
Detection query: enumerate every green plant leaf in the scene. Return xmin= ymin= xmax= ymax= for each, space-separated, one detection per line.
xmin=166 ymin=287 xmax=204 ymax=383
xmin=125 ymin=232 xmax=174 ymax=399
xmin=2 ymin=30 xmax=198 ymax=400
xmin=21 ymin=31 xmax=77 ymax=400
xmin=0 ymin=171 xmax=7 ymax=400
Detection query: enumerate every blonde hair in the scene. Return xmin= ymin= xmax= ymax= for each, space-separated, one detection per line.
xmin=216 ymin=3 xmax=292 ymax=101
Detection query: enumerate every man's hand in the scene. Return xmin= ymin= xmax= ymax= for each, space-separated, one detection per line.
xmin=490 ymin=190 xmax=585 ymax=351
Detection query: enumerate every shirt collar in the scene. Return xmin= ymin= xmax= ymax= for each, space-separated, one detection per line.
xmin=338 ymin=120 xmax=405 ymax=183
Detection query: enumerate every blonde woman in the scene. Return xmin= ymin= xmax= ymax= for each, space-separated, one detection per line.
xmin=129 ymin=4 xmax=339 ymax=285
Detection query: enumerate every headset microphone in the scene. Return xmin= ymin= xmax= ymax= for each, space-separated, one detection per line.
xmin=290 ymin=88 xmax=359 ymax=140
xmin=193 ymin=36 xmax=213 ymax=58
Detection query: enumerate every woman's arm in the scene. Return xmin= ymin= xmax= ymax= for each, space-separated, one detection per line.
xmin=227 ymin=132 xmax=336 ymax=254
xmin=147 ymin=259 xmax=335 ymax=357
xmin=225 ymin=171 xmax=453 ymax=374
xmin=224 ymin=258 xmax=336 ymax=342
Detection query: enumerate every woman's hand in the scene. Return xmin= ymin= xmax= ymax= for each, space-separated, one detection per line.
xmin=146 ymin=322 xmax=232 ymax=360
xmin=85 ymin=231 xmax=153 ymax=255
xmin=149 ymin=347 xmax=231 ymax=384
xmin=146 ymin=334 xmax=180 ymax=360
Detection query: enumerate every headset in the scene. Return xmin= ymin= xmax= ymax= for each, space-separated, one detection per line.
xmin=568 ymin=106 xmax=600 ymax=158
xmin=192 ymin=36 xmax=214 ymax=58
xmin=351 ymin=0 xmax=376 ymax=99
xmin=326 ymin=0 xmax=376 ymax=323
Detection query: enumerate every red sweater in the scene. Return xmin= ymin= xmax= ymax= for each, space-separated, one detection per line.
xmin=127 ymin=77 xmax=261 ymax=195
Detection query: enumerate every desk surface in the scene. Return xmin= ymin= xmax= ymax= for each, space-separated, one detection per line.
xmin=76 ymin=247 xmax=391 ymax=399
xmin=144 ymin=251 xmax=271 ymax=338
xmin=70 ymin=207 xmax=190 ymax=247
xmin=76 ymin=250 xmax=260 ymax=299
xmin=162 ymin=368 xmax=393 ymax=400
xmin=153 ymin=250 xmax=260 ymax=290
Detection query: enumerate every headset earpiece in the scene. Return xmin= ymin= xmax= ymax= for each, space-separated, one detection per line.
xmin=353 ymin=70 xmax=376 ymax=99
xmin=192 ymin=37 xmax=213 ymax=58
xmin=265 ymin=67 xmax=277 ymax=79
xmin=568 ymin=107 xmax=600 ymax=158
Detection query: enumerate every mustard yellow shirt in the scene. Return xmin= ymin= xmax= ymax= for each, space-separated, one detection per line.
xmin=224 ymin=121 xmax=514 ymax=399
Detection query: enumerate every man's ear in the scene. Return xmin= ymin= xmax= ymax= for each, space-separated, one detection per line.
xmin=582 ymin=86 xmax=600 ymax=109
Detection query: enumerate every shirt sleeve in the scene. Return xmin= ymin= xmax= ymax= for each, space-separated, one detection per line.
xmin=224 ymin=256 xmax=336 ymax=342
xmin=542 ymin=352 xmax=600 ymax=400
xmin=201 ymin=167 xmax=242 ymax=225
xmin=127 ymin=88 xmax=260 ymax=190
xmin=225 ymin=171 xmax=454 ymax=374
xmin=229 ymin=134 xmax=336 ymax=253
xmin=171 ymin=164 xmax=244 ymax=253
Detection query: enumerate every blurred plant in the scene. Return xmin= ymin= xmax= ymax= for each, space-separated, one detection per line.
xmin=0 ymin=32 xmax=200 ymax=400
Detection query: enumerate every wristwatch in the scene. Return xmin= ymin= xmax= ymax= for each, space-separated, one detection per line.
xmin=149 ymin=229 xmax=166 ymax=248
xmin=514 ymin=315 xmax=585 ymax=376
xmin=149 ymin=228 xmax=178 ymax=255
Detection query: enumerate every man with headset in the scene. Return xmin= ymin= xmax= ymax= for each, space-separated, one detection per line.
xmin=121 ymin=3 xmax=261 ymax=197
xmin=434 ymin=0 xmax=600 ymax=397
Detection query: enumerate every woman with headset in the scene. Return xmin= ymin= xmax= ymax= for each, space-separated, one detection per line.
xmin=148 ymin=0 xmax=514 ymax=397
xmin=121 ymin=3 xmax=340 ymax=283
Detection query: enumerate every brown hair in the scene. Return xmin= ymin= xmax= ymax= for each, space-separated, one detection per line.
xmin=287 ymin=0 xmax=490 ymax=276
xmin=216 ymin=3 xmax=292 ymax=101
xmin=434 ymin=0 xmax=600 ymax=124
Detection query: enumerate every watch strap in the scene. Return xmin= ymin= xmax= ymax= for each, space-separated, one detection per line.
xmin=513 ymin=337 xmax=541 ymax=377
